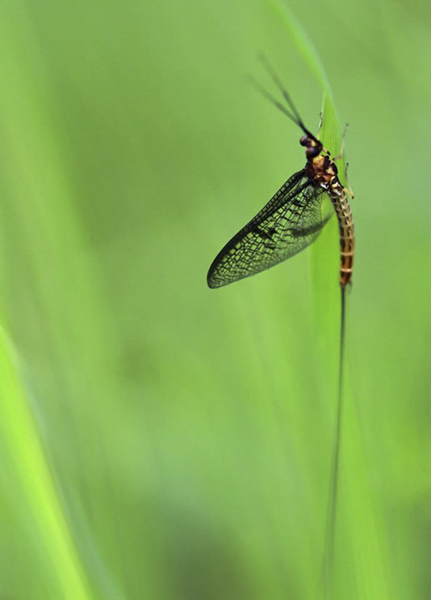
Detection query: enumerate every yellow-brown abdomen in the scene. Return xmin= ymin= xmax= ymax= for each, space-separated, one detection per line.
xmin=330 ymin=185 xmax=355 ymax=287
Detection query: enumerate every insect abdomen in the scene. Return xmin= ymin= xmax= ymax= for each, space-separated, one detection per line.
xmin=330 ymin=186 xmax=355 ymax=287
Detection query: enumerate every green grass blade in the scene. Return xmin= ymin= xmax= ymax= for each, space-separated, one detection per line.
xmin=0 ymin=324 xmax=93 ymax=600
xmin=263 ymin=0 xmax=346 ymax=356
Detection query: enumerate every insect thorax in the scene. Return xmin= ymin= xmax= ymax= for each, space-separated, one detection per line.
xmin=305 ymin=154 xmax=338 ymax=189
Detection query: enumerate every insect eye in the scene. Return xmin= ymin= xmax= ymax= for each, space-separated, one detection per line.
xmin=299 ymin=136 xmax=309 ymax=147
xmin=306 ymin=146 xmax=320 ymax=158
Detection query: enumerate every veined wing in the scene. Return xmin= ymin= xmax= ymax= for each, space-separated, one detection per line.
xmin=207 ymin=169 xmax=333 ymax=288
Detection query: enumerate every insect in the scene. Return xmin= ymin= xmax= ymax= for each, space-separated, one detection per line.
xmin=207 ymin=60 xmax=355 ymax=290
xmin=207 ymin=60 xmax=355 ymax=598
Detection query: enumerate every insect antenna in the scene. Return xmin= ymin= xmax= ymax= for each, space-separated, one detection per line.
xmin=248 ymin=74 xmax=301 ymax=127
xmin=257 ymin=54 xmax=304 ymax=124
xmin=256 ymin=53 xmax=314 ymax=139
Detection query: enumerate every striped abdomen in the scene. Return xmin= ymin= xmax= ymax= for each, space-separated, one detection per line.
xmin=329 ymin=183 xmax=355 ymax=287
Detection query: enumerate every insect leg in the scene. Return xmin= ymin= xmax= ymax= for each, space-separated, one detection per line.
xmin=317 ymin=111 xmax=323 ymax=136
xmin=333 ymin=123 xmax=349 ymax=160
xmin=344 ymin=173 xmax=355 ymax=199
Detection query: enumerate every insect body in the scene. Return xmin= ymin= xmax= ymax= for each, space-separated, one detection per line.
xmin=207 ymin=67 xmax=355 ymax=289
xmin=301 ymin=133 xmax=355 ymax=288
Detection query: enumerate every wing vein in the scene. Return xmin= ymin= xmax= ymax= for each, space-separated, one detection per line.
xmin=207 ymin=169 xmax=333 ymax=288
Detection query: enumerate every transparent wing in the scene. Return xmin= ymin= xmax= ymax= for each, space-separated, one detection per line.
xmin=207 ymin=169 xmax=334 ymax=288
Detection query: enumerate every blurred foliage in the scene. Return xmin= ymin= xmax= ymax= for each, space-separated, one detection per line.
xmin=0 ymin=0 xmax=430 ymax=599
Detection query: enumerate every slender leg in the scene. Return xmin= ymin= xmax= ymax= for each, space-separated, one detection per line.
xmin=342 ymin=163 xmax=354 ymax=198
xmin=334 ymin=123 xmax=354 ymax=195
xmin=333 ymin=123 xmax=349 ymax=161
xmin=317 ymin=111 xmax=323 ymax=136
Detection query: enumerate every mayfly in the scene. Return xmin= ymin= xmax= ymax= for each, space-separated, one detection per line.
xmin=207 ymin=58 xmax=355 ymax=597
xmin=207 ymin=61 xmax=354 ymax=290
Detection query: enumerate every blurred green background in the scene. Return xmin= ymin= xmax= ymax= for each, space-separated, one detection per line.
xmin=0 ymin=0 xmax=429 ymax=598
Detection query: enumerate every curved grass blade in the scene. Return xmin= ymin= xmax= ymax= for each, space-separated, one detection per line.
xmin=0 ymin=323 xmax=94 ymax=600
xmin=259 ymin=2 xmax=352 ymax=597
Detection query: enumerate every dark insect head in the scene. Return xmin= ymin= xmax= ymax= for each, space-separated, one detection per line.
xmin=300 ymin=134 xmax=322 ymax=159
